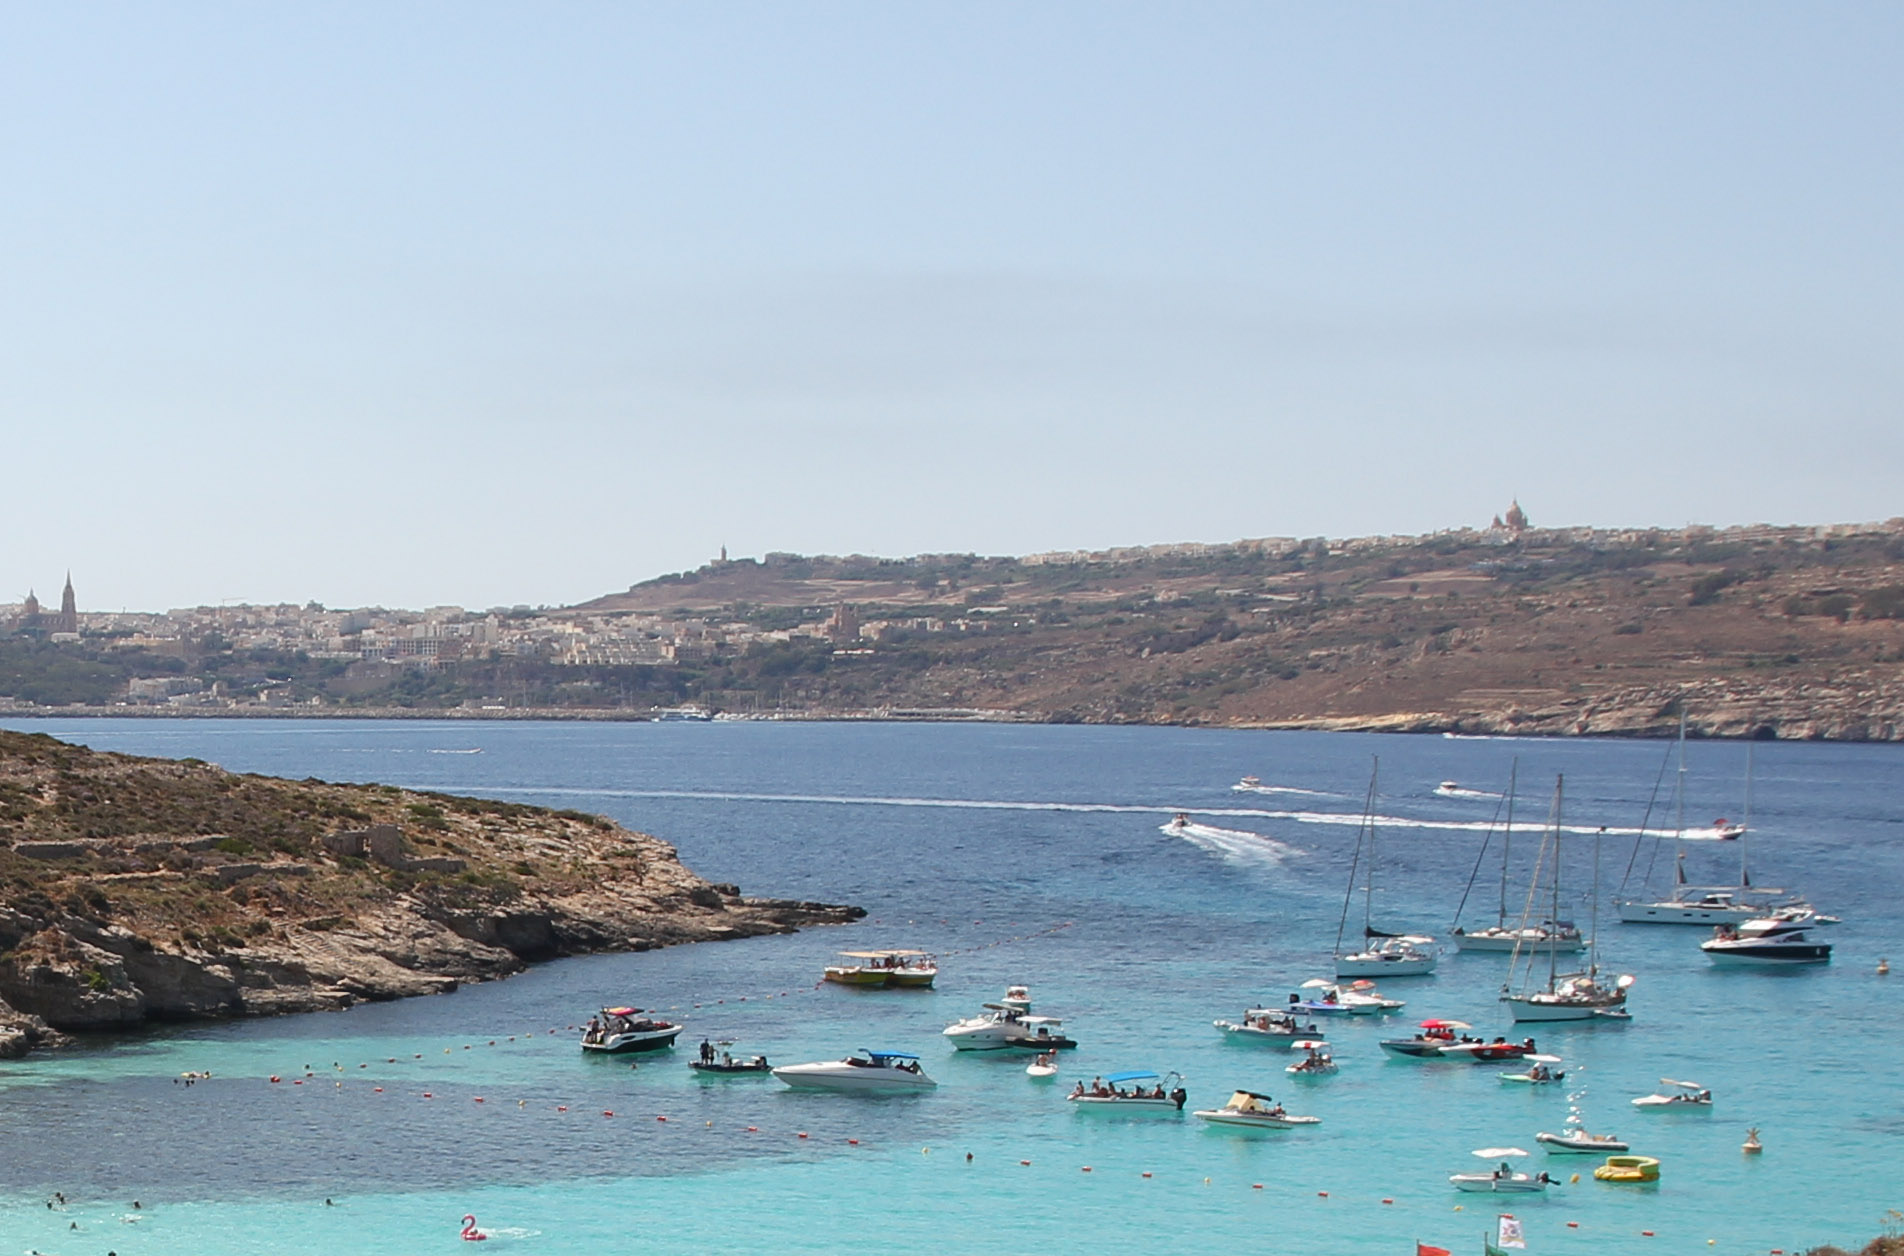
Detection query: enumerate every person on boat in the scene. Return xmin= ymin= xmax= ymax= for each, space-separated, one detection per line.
xmin=1072 ymin=1081 xmax=1085 ymax=1097
xmin=700 ymin=1039 xmax=715 ymax=1064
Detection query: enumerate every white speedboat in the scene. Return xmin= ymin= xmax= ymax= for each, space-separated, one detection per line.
xmin=1068 ymin=1070 xmax=1187 ymax=1112
xmin=772 ymin=1050 xmax=937 ymax=1092
xmin=1193 ymin=1089 xmax=1320 ymax=1130
xmin=1285 ymin=1042 xmax=1337 ymax=1076
xmin=1336 ymin=935 xmax=1439 ymax=978
xmin=1450 ymin=1148 xmax=1552 ymax=1193
xmin=580 ymin=1007 xmax=684 ymax=1054
xmin=1701 ymin=913 xmax=1834 ymax=965
xmin=1536 ymin=1127 xmax=1628 ymax=1153
xmin=1214 ymin=1006 xmax=1322 ymax=1045
xmin=1436 ymin=781 xmax=1502 ymax=800
xmin=1632 ymin=1078 xmax=1711 ymax=1108
xmin=1290 ymin=979 xmax=1404 ymax=1015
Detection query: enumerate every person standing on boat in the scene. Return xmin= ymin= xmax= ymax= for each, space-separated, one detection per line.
xmin=700 ymin=1039 xmax=715 ymax=1064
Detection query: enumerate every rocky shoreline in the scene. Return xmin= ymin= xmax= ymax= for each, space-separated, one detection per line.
xmin=0 ymin=731 xmax=862 ymax=1059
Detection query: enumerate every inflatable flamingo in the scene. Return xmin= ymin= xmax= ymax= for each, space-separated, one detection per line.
xmin=460 ymin=1213 xmax=487 ymax=1241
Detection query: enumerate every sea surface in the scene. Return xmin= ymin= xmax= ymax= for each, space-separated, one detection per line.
xmin=1 ymin=718 xmax=1898 ymax=1255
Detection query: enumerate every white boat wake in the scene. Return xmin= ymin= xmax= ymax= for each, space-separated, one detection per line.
xmin=1434 ymin=783 xmax=1502 ymax=800
xmin=1161 ymin=820 xmax=1299 ymax=865
xmin=410 ymin=785 xmax=1675 ymax=839
xmin=1233 ymin=782 xmax=1336 ymax=798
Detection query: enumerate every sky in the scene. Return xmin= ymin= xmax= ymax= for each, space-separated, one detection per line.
xmin=3 ymin=3 xmax=1900 ymax=611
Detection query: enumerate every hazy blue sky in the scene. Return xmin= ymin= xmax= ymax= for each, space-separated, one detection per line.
xmin=4 ymin=3 xmax=1900 ymax=610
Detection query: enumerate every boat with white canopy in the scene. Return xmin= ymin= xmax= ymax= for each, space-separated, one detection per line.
xmin=1193 ymin=1090 xmax=1319 ymax=1129
xmin=1068 ymin=1070 xmax=1187 ymax=1112
xmin=1450 ymin=1148 xmax=1552 ymax=1193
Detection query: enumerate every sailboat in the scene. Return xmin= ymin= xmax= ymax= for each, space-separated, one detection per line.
xmin=1450 ymin=761 xmax=1586 ymax=956
xmin=1617 ymin=719 xmax=1818 ymax=925
xmin=1501 ymin=776 xmax=1633 ymax=1023
xmin=1334 ymin=759 xmax=1438 ymax=978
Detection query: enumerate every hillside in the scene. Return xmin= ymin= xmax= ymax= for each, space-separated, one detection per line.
xmin=0 ymin=730 xmax=860 ymax=1056
xmin=574 ymin=525 xmax=1904 ymax=739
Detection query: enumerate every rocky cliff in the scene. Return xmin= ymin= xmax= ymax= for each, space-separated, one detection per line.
xmin=0 ymin=730 xmax=860 ymax=1058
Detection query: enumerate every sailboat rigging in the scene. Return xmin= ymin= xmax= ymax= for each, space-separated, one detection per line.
xmin=1334 ymin=758 xmax=1438 ymax=978
xmin=1450 ymin=760 xmax=1586 ymax=955
xmin=1501 ymin=775 xmax=1633 ymax=1023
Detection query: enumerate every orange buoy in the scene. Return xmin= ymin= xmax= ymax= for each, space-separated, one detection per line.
xmin=1020 ymin=1160 xmax=1031 ymax=1166
xmin=656 ymin=1116 xmax=668 ymax=1122
xmin=473 ymin=1097 xmax=484 ymax=1103
xmin=1317 ymin=1191 xmax=1328 ymax=1198
xmin=269 ymin=1076 xmax=281 ymax=1084
xmin=797 ymin=1132 xmax=808 ymax=1139
xmin=374 ymin=1088 xmax=384 ymax=1093
xmin=557 ymin=1106 xmax=568 ymax=1112
xmin=1142 ymin=1172 xmax=1152 ymax=1179
xmin=603 ymin=1111 xmax=613 ymax=1118
xmin=1382 ymin=1198 xmax=1394 ymax=1205
xmin=848 ymin=1139 xmax=859 ymax=1145
xmin=1081 ymin=1166 xmax=1092 ymax=1173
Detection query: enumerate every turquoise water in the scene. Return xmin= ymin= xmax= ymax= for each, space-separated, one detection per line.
xmin=2 ymin=719 xmax=1898 ymax=1254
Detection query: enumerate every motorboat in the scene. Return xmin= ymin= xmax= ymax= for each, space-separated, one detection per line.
xmin=1290 ymin=980 xmax=1404 ymax=1015
xmin=999 ymin=985 xmax=1033 ymax=1012
xmin=1193 ymin=1090 xmax=1320 ymax=1130
xmin=580 ymin=1007 xmax=683 ymax=1054
xmin=1381 ymin=1020 xmax=1468 ymax=1059
xmin=1435 ymin=781 xmax=1501 ymax=800
xmin=689 ymin=1052 xmax=771 ymax=1075
xmin=1336 ymin=934 xmax=1439 ymax=978
xmin=1453 ymin=920 xmax=1586 ymax=955
xmin=1701 ymin=913 xmax=1834 ymax=965
xmin=1068 ymin=1070 xmax=1187 ymax=1112
xmin=1536 ymin=1126 xmax=1628 ymax=1154
xmin=1214 ymin=1005 xmax=1322 ymax=1046
xmin=1450 ymin=1148 xmax=1552 ymax=1194
xmin=772 ymin=1050 xmax=936 ymax=1092
xmin=822 ymin=950 xmax=938 ymax=988
xmin=1632 ymin=1078 xmax=1711 ymax=1108
xmin=1438 ymin=1037 xmax=1538 ymax=1064
xmin=1333 ymin=762 xmax=1439 ymax=978
xmin=1286 ymin=1042 xmax=1337 ymax=1076
xmin=1026 ymin=1051 xmax=1059 ymax=1079
xmin=1498 ymin=1053 xmax=1565 ymax=1084
xmin=942 ymin=1003 xmax=1077 ymax=1051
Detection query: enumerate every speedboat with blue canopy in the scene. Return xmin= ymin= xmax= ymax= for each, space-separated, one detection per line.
xmin=772 ymin=1049 xmax=937 ymax=1092
xmin=1067 ymin=1069 xmax=1187 ymax=1111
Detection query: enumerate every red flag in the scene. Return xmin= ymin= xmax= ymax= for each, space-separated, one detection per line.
xmin=1417 ymin=1244 xmax=1453 ymax=1256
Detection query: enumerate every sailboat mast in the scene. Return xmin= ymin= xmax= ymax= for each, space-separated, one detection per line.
xmin=1590 ymin=822 xmax=1603 ymax=980
xmin=1675 ymin=709 xmax=1688 ymax=839
xmin=1365 ymin=757 xmax=1379 ymax=935
xmin=1548 ymin=775 xmax=1562 ymax=989
xmin=1497 ymin=759 xmax=1518 ymax=930
xmin=1741 ymin=740 xmax=1755 ymax=888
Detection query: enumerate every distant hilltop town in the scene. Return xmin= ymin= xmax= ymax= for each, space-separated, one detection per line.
xmin=5 ymin=506 xmax=1904 ymax=737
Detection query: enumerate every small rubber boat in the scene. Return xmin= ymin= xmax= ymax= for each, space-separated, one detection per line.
xmin=1068 ymin=1070 xmax=1187 ymax=1112
xmin=1593 ymin=1154 xmax=1661 ymax=1183
xmin=1537 ymin=1127 xmax=1628 ymax=1154
xmin=1450 ymin=1148 xmax=1552 ymax=1193
xmin=1632 ymin=1078 xmax=1712 ymax=1108
xmin=1193 ymin=1090 xmax=1320 ymax=1130
xmin=1026 ymin=1051 xmax=1059 ymax=1079
xmin=1285 ymin=1042 xmax=1337 ymax=1076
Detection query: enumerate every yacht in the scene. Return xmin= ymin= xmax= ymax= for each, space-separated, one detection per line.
xmin=1702 ymin=912 xmax=1834 ymax=965
xmin=1213 ymin=1005 xmax=1322 ymax=1045
xmin=1502 ymin=777 xmax=1633 ymax=1023
xmin=1068 ymin=1070 xmax=1187 ymax=1112
xmin=942 ymin=1004 xmax=1076 ymax=1051
xmin=580 ymin=1007 xmax=683 ymax=1054
xmin=772 ymin=1050 xmax=937 ymax=1092
xmin=1193 ymin=1090 xmax=1320 ymax=1129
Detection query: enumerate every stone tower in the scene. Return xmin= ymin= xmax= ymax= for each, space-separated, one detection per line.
xmin=55 ymin=573 xmax=77 ymax=634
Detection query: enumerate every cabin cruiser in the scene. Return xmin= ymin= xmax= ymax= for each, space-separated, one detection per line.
xmin=1290 ymin=981 xmax=1404 ymax=1015
xmin=1437 ymin=1036 xmax=1538 ymax=1064
xmin=1452 ymin=920 xmax=1586 ymax=955
xmin=1214 ymin=1006 xmax=1322 ymax=1045
xmin=1193 ymin=1089 xmax=1320 ymax=1129
xmin=1633 ymin=1078 xmax=1711 ymax=1108
xmin=943 ymin=1004 xmax=1077 ymax=1051
xmin=1701 ymin=913 xmax=1834 ymax=965
xmin=1068 ymin=1070 xmax=1187 ymax=1112
xmin=1285 ymin=1042 xmax=1337 ymax=1076
xmin=580 ymin=1008 xmax=683 ymax=1054
xmin=772 ymin=1050 xmax=937 ymax=1092
xmin=1335 ymin=935 xmax=1438 ymax=978
xmin=822 ymin=950 xmax=938 ymax=988
xmin=1450 ymin=1149 xmax=1552 ymax=1193
xmin=1618 ymin=886 xmax=1802 ymax=925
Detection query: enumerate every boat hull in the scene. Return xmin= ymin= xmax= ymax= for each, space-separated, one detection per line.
xmin=1701 ymin=944 xmax=1832 ymax=965
xmin=581 ymin=1026 xmax=683 ymax=1053
xmin=1193 ymin=1110 xmax=1318 ymax=1129
xmin=1452 ymin=931 xmax=1586 ymax=954
xmin=1069 ymin=1096 xmax=1185 ymax=1113
xmin=1537 ymin=1131 xmax=1628 ymax=1153
xmin=772 ymin=1063 xmax=936 ymax=1092
xmin=1334 ymin=955 xmax=1437 ymax=978
xmin=1502 ymin=996 xmax=1628 ymax=1023
xmin=1618 ymin=900 xmax=1765 ymax=925
xmin=1449 ymin=1174 xmax=1546 ymax=1194
xmin=1214 ymin=1020 xmax=1313 ymax=1047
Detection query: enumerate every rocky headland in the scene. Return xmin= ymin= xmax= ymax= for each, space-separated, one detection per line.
xmin=0 ymin=730 xmax=861 ymax=1058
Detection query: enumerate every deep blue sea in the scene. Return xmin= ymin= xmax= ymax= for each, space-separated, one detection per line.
xmin=1 ymin=719 xmax=1898 ymax=1255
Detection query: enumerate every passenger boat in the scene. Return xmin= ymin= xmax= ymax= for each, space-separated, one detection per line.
xmin=1450 ymin=1148 xmax=1552 ymax=1193
xmin=1536 ymin=1126 xmax=1628 ymax=1153
xmin=580 ymin=1007 xmax=683 ymax=1054
xmin=1632 ymin=1078 xmax=1711 ymax=1108
xmin=771 ymin=1050 xmax=937 ymax=1092
xmin=1214 ymin=1005 xmax=1322 ymax=1045
xmin=822 ymin=950 xmax=938 ymax=988
xmin=1700 ymin=912 xmax=1834 ymax=965
xmin=1067 ymin=1070 xmax=1187 ymax=1112
xmin=1192 ymin=1090 xmax=1320 ymax=1129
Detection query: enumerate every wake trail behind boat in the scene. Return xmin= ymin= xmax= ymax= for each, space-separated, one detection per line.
xmin=1233 ymin=782 xmax=1338 ymax=798
xmin=1162 ymin=820 xmax=1298 ymax=866
xmin=408 ymin=785 xmax=1670 ymax=838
